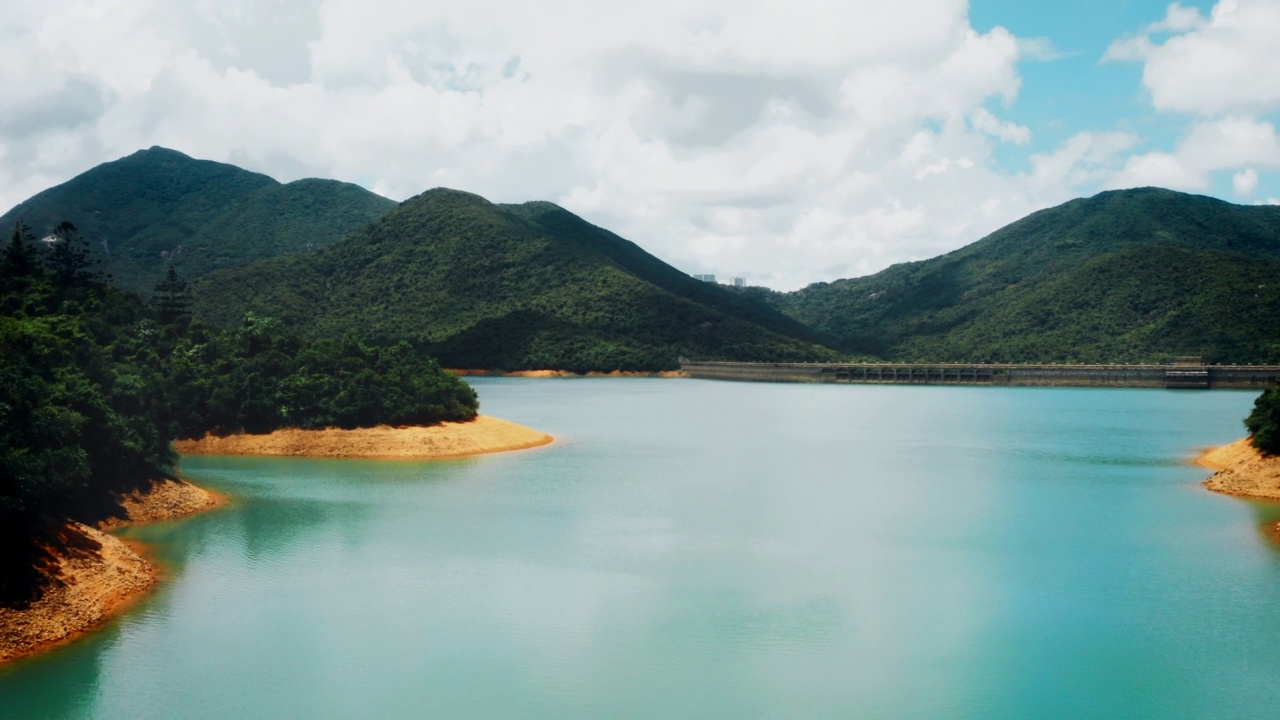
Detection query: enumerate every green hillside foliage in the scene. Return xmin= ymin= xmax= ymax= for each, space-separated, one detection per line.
xmin=0 ymin=147 xmax=397 ymax=295
xmin=0 ymin=224 xmax=476 ymax=605
xmin=769 ymin=188 xmax=1280 ymax=363
xmin=166 ymin=315 xmax=477 ymax=437
xmin=1245 ymin=388 xmax=1280 ymax=455
xmin=193 ymin=189 xmax=840 ymax=371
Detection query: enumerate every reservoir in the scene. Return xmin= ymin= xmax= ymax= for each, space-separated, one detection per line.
xmin=2 ymin=379 xmax=1278 ymax=718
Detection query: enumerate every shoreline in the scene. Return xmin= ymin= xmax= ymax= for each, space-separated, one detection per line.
xmin=174 ymin=414 xmax=553 ymax=459
xmin=1196 ymin=438 xmax=1280 ymax=543
xmin=448 ymin=368 xmax=686 ymax=378
xmin=2 ymin=416 xmax=551 ymax=664
xmin=1195 ymin=438 xmax=1280 ymax=501
xmin=0 ymin=479 xmax=223 ymax=665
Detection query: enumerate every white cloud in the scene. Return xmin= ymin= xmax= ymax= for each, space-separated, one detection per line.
xmin=1177 ymin=116 xmax=1280 ymax=170
xmin=1105 ymin=116 xmax=1280 ymax=192
xmin=1147 ymin=2 xmax=1207 ymax=33
xmin=1107 ymin=152 xmax=1208 ymax=192
xmin=1105 ymin=0 xmax=1280 ymax=115
xmin=1233 ymin=168 xmax=1259 ymax=196
xmin=0 ymin=0 xmax=1177 ymax=291
xmin=1029 ymin=131 xmax=1139 ymax=190
xmin=1100 ymin=35 xmax=1153 ymax=64
xmin=970 ymin=108 xmax=1031 ymax=145
xmin=1017 ymin=37 xmax=1073 ymax=62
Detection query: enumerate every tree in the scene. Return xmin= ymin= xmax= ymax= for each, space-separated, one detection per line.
xmin=44 ymin=221 xmax=97 ymax=286
xmin=153 ymin=265 xmax=192 ymax=325
xmin=1 ymin=222 xmax=38 ymax=277
xmin=1244 ymin=387 xmax=1280 ymax=455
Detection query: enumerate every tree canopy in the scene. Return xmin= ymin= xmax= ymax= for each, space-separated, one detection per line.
xmin=0 ymin=224 xmax=477 ymax=605
xmin=1245 ymin=388 xmax=1280 ymax=455
xmin=191 ymin=189 xmax=840 ymax=371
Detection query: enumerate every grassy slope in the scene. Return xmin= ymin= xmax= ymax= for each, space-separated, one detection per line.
xmin=0 ymin=147 xmax=397 ymax=294
xmin=768 ymin=188 xmax=1280 ymax=363
xmin=194 ymin=188 xmax=840 ymax=371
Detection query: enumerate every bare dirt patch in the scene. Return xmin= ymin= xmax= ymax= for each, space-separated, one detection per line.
xmin=0 ymin=524 xmax=155 ymax=664
xmin=1196 ymin=438 xmax=1280 ymax=501
xmin=1 ymin=478 xmax=226 ymax=665
xmin=173 ymin=415 xmax=553 ymax=459
xmin=99 ymin=478 xmax=226 ymax=530
xmin=446 ymin=368 xmax=686 ymax=378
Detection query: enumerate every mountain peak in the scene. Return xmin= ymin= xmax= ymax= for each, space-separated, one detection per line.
xmin=125 ymin=146 xmax=195 ymax=163
xmin=0 ymin=148 xmax=396 ymax=294
xmin=404 ymin=187 xmax=492 ymax=210
xmin=774 ymin=186 xmax=1280 ymax=363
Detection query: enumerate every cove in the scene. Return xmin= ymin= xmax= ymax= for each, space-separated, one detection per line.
xmin=2 ymin=379 xmax=1278 ymax=719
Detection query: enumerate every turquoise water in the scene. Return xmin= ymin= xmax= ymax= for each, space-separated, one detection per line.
xmin=2 ymin=379 xmax=1278 ymax=719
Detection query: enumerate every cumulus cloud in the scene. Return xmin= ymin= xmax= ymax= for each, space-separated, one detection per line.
xmin=1106 ymin=116 xmax=1280 ymax=191
xmin=1104 ymin=0 xmax=1280 ymax=115
xmin=0 ymin=0 xmax=1187 ymax=290
xmin=1017 ymin=37 xmax=1074 ymax=62
xmin=970 ymin=108 xmax=1031 ymax=145
xmin=1233 ymin=168 xmax=1259 ymax=196
xmin=1147 ymin=2 xmax=1207 ymax=34
xmin=1100 ymin=3 xmax=1279 ymax=202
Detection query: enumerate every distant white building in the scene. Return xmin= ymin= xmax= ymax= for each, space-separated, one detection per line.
xmin=693 ymin=274 xmax=716 ymax=283
xmin=731 ymin=277 xmax=746 ymax=287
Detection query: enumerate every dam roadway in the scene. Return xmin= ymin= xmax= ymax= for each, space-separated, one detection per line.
xmin=679 ymin=360 xmax=1280 ymax=389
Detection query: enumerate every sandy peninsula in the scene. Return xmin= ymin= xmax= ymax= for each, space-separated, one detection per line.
xmin=0 ymin=479 xmax=222 ymax=664
xmin=3 ymin=417 xmax=550 ymax=664
xmin=1197 ymin=438 xmax=1280 ymax=500
xmin=174 ymin=414 xmax=553 ymax=459
xmin=448 ymin=368 xmax=686 ymax=378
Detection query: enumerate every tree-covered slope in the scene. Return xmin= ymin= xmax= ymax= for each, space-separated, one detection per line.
xmin=0 ymin=147 xmax=397 ymax=294
xmin=194 ymin=188 xmax=840 ymax=371
xmin=768 ymin=188 xmax=1280 ymax=363
xmin=1 ymin=227 xmax=477 ymax=603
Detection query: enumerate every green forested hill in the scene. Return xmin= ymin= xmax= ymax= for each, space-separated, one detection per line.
xmin=0 ymin=227 xmax=477 ymax=603
xmin=765 ymin=188 xmax=1280 ymax=363
xmin=194 ymin=188 xmax=839 ymax=371
xmin=0 ymin=147 xmax=397 ymax=294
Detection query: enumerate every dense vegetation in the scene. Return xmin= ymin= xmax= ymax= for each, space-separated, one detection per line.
xmin=0 ymin=147 xmax=397 ymax=295
xmin=193 ymin=189 xmax=840 ymax=371
xmin=760 ymin=188 xmax=1280 ymax=363
xmin=1245 ymin=388 xmax=1280 ymax=455
xmin=0 ymin=222 xmax=476 ymax=605
xmin=7 ymin=152 xmax=1279 ymax=369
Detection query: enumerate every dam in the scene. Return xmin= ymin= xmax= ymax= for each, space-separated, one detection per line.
xmin=678 ymin=360 xmax=1280 ymax=389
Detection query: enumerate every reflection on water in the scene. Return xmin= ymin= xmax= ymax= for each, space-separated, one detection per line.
xmin=1 ymin=380 xmax=1279 ymax=719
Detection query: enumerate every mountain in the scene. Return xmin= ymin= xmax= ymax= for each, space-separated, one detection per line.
xmin=193 ymin=188 xmax=840 ymax=371
xmin=762 ymin=187 xmax=1280 ymax=363
xmin=0 ymin=147 xmax=397 ymax=294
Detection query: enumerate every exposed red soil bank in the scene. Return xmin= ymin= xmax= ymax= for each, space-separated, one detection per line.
xmin=0 ymin=480 xmax=222 ymax=664
xmin=173 ymin=415 xmax=553 ymax=459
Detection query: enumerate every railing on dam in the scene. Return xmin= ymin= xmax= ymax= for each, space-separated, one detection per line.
xmin=678 ymin=360 xmax=1280 ymax=390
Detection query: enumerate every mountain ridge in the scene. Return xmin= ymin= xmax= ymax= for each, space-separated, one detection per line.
xmin=7 ymin=149 xmax=1279 ymax=367
xmin=0 ymin=147 xmax=398 ymax=293
xmin=759 ymin=187 xmax=1280 ymax=363
xmin=191 ymin=187 xmax=839 ymax=371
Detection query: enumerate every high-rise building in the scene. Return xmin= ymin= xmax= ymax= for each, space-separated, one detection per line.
xmin=731 ymin=277 xmax=746 ymax=287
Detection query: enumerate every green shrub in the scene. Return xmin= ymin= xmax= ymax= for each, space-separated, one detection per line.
xmin=1244 ymin=388 xmax=1280 ymax=455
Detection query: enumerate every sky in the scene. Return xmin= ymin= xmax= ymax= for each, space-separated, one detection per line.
xmin=2 ymin=0 xmax=1278 ymax=290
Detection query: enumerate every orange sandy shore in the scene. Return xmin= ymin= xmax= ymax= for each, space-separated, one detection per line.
xmin=1196 ymin=438 xmax=1280 ymax=501
xmin=173 ymin=414 xmax=553 ymax=459
xmin=2 ymin=417 xmax=551 ymax=664
xmin=448 ymin=368 xmax=686 ymax=378
xmin=0 ymin=479 xmax=224 ymax=665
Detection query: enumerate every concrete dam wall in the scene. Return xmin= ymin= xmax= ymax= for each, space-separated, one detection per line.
xmin=679 ymin=361 xmax=1280 ymax=390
